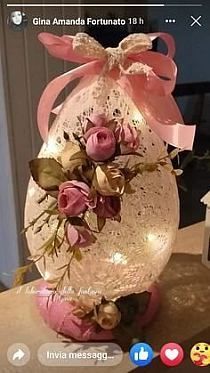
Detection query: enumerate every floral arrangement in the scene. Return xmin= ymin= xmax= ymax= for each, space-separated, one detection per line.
xmin=15 ymin=111 xmax=181 ymax=335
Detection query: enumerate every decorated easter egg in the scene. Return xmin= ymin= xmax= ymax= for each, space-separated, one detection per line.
xmin=25 ymin=75 xmax=179 ymax=304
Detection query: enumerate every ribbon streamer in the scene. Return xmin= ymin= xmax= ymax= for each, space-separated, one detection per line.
xmin=37 ymin=32 xmax=195 ymax=149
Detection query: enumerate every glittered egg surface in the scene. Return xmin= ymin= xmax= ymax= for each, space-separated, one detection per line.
xmin=25 ymin=76 xmax=179 ymax=302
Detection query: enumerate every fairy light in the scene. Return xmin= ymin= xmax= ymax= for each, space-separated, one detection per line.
xmin=28 ymin=186 xmax=35 ymax=197
xmin=145 ymin=232 xmax=167 ymax=254
xmin=110 ymin=252 xmax=127 ymax=265
xmin=146 ymin=233 xmax=157 ymax=242
xmin=44 ymin=271 xmax=51 ymax=281
xmin=44 ymin=137 xmax=59 ymax=155
xmin=132 ymin=109 xmax=144 ymax=123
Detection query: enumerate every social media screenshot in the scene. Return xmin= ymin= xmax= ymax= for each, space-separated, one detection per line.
xmin=0 ymin=0 xmax=210 ymax=372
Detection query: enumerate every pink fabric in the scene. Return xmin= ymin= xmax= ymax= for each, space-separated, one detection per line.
xmin=37 ymin=32 xmax=195 ymax=150
xmin=148 ymin=32 xmax=175 ymax=58
xmin=137 ymin=283 xmax=161 ymax=327
xmin=36 ymin=281 xmax=160 ymax=341
xmin=36 ymin=281 xmax=113 ymax=341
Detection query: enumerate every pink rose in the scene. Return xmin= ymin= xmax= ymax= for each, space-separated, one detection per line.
xmin=67 ymin=224 xmax=95 ymax=248
xmin=58 ymin=181 xmax=95 ymax=217
xmin=84 ymin=113 xmax=107 ymax=133
xmin=84 ymin=127 xmax=116 ymax=162
xmin=88 ymin=113 xmax=107 ymax=127
xmin=115 ymin=123 xmax=140 ymax=153
xmin=94 ymin=195 xmax=121 ymax=219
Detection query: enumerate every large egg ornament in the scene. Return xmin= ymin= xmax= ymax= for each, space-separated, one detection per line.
xmin=25 ymin=75 xmax=179 ymax=303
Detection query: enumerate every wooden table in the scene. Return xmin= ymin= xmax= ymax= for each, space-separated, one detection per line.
xmin=1 ymin=222 xmax=210 ymax=373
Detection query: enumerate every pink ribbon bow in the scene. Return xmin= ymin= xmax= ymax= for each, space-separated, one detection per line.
xmin=37 ymin=32 xmax=195 ymax=149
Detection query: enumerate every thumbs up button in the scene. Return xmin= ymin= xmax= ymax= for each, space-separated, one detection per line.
xmin=129 ymin=343 xmax=153 ymax=367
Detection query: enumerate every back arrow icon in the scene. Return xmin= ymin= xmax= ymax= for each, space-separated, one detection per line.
xmin=12 ymin=349 xmax=25 ymax=361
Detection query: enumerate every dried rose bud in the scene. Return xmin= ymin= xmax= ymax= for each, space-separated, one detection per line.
xmin=115 ymin=123 xmax=140 ymax=154
xmin=58 ymin=180 xmax=96 ymax=217
xmin=93 ymin=164 xmax=125 ymax=197
xmin=93 ymin=195 xmax=121 ymax=219
xmin=72 ymin=307 xmax=88 ymax=318
xmin=84 ymin=127 xmax=116 ymax=162
xmin=95 ymin=302 xmax=121 ymax=330
xmin=67 ymin=224 xmax=96 ymax=248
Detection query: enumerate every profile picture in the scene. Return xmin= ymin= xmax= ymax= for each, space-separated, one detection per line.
xmin=7 ymin=10 xmax=28 ymax=31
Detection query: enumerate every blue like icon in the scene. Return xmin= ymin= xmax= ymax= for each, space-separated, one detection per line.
xmin=129 ymin=342 xmax=154 ymax=367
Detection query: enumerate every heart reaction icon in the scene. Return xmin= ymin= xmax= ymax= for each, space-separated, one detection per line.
xmin=160 ymin=343 xmax=184 ymax=367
